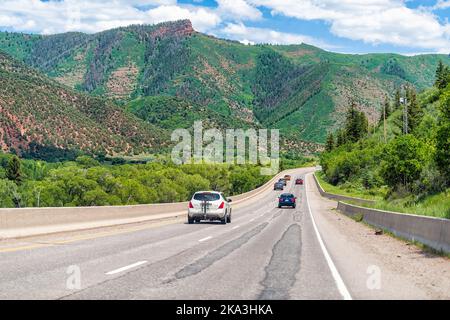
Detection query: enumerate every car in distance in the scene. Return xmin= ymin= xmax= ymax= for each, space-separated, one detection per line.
xmin=284 ymin=175 xmax=292 ymax=181
xmin=274 ymin=182 xmax=284 ymax=190
xmin=278 ymin=193 xmax=297 ymax=208
xmin=188 ymin=191 xmax=232 ymax=224
xmin=295 ymin=178 xmax=304 ymax=185
xmin=278 ymin=178 xmax=287 ymax=186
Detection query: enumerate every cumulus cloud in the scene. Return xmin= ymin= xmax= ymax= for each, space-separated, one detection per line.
xmin=432 ymin=0 xmax=450 ymax=10
xmin=249 ymin=0 xmax=450 ymax=52
xmin=216 ymin=0 xmax=262 ymax=21
xmin=0 ymin=0 xmax=220 ymax=34
xmin=0 ymin=0 xmax=447 ymax=53
xmin=221 ymin=22 xmax=335 ymax=49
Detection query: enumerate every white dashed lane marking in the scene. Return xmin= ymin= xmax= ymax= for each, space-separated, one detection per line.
xmin=198 ymin=236 xmax=213 ymax=242
xmin=106 ymin=261 xmax=147 ymax=275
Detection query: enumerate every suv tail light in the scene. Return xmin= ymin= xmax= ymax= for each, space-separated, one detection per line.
xmin=292 ymin=197 xmax=296 ymax=203
xmin=189 ymin=201 xmax=194 ymax=209
xmin=279 ymin=198 xmax=283 ymax=202
xmin=218 ymin=202 xmax=225 ymax=209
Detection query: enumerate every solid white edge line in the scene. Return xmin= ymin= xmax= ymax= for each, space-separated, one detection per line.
xmin=106 ymin=260 xmax=148 ymax=275
xmin=304 ymin=173 xmax=353 ymax=300
xmin=198 ymin=236 xmax=213 ymax=242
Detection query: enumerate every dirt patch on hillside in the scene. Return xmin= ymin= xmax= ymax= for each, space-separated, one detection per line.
xmin=106 ymin=63 xmax=139 ymax=99
xmin=330 ymin=66 xmax=394 ymax=128
xmin=55 ymin=68 xmax=85 ymax=89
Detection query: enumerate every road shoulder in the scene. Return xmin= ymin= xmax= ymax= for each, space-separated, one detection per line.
xmin=305 ymin=173 xmax=450 ymax=299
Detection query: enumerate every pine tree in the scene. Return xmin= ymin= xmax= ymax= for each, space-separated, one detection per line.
xmin=345 ymin=102 xmax=359 ymax=142
xmin=345 ymin=102 xmax=368 ymax=143
xmin=406 ymin=87 xmax=422 ymax=133
xmin=393 ymin=88 xmax=401 ymax=111
xmin=379 ymin=97 xmax=391 ymax=124
xmin=336 ymin=129 xmax=347 ymax=147
xmin=6 ymin=156 xmax=23 ymax=185
xmin=325 ymin=133 xmax=335 ymax=152
xmin=435 ymin=60 xmax=450 ymax=90
xmin=435 ymin=60 xmax=444 ymax=88
xmin=358 ymin=111 xmax=369 ymax=137
xmin=436 ymin=89 xmax=450 ymax=183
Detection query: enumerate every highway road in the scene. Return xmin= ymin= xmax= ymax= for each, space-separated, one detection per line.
xmin=0 ymin=168 xmax=449 ymax=300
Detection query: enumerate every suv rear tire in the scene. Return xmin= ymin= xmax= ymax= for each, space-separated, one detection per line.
xmin=188 ymin=217 xmax=194 ymax=224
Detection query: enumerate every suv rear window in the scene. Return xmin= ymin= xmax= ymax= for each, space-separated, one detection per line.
xmin=193 ymin=193 xmax=221 ymax=201
xmin=280 ymin=194 xmax=294 ymax=199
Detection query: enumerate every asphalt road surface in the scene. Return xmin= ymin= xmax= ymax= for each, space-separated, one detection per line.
xmin=0 ymin=168 xmax=449 ymax=300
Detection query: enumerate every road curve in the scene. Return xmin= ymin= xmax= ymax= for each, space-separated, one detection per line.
xmin=0 ymin=167 xmax=449 ymax=300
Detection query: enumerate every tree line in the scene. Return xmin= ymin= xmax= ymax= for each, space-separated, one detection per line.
xmin=321 ymin=60 xmax=450 ymax=199
xmin=0 ymin=155 xmax=271 ymax=208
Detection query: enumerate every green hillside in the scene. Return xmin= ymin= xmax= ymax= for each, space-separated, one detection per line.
xmin=1 ymin=20 xmax=450 ymax=144
xmin=126 ymin=96 xmax=253 ymax=131
xmin=319 ymin=66 xmax=450 ymax=218
xmin=0 ymin=51 xmax=168 ymax=161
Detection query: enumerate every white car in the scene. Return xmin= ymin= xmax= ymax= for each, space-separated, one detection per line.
xmin=188 ymin=191 xmax=232 ymax=224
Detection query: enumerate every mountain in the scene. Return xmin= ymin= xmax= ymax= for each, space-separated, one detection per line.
xmin=1 ymin=20 xmax=449 ymax=144
xmin=126 ymin=95 xmax=253 ymax=131
xmin=0 ymin=51 xmax=168 ymax=160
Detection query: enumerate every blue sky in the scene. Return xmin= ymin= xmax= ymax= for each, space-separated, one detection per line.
xmin=0 ymin=0 xmax=449 ymax=54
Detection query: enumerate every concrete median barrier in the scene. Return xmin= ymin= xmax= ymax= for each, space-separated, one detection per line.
xmin=337 ymin=201 xmax=450 ymax=254
xmin=0 ymin=168 xmax=306 ymax=239
xmin=313 ymin=173 xmax=376 ymax=205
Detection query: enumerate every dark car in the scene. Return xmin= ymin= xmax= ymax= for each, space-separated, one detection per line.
xmin=278 ymin=178 xmax=287 ymax=186
xmin=295 ymin=178 xmax=304 ymax=185
xmin=284 ymin=175 xmax=291 ymax=181
xmin=274 ymin=182 xmax=284 ymax=190
xmin=278 ymin=193 xmax=297 ymax=208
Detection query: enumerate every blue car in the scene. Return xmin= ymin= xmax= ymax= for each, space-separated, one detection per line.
xmin=274 ymin=182 xmax=284 ymax=190
xmin=278 ymin=193 xmax=297 ymax=208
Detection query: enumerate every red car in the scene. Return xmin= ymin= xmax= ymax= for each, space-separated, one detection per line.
xmin=295 ymin=178 xmax=304 ymax=185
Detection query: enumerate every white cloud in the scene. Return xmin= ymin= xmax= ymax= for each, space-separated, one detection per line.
xmin=216 ymin=0 xmax=262 ymax=21
xmin=0 ymin=0 xmax=220 ymax=34
xmin=221 ymin=22 xmax=335 ymax=49
xmin=1 ymin=0 xmax=446 ymax=53
xmin=0 ymin=0 xmax=328 ymax=49
xmin=432 ymin=0 xmax=450 ymax=10
xmin=249 ymin=0 xmax=450 ymax=52
xmin=145 ymin=5 xmax=221 ymax=32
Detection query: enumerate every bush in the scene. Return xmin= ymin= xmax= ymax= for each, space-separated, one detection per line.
xmin=0 ymin=157 xmax=272 ymax=207
xmin=381 ymin=135 xmax=431 ymax=191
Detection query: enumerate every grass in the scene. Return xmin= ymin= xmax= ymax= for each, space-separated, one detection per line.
xmin=315 ymin=171 xmax=385 ymax=200
xmin=316 ymin=172 xmax=449 ymax=219
xmin=359 ymin=191 xmax=450 ymax=219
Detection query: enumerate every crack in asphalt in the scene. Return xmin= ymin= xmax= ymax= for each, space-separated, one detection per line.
xmin=174 ymin=222 xmax=268 ymax=280
xmin=258 ymin=224 xmax=302 ymax=300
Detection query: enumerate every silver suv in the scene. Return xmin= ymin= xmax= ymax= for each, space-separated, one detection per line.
xmin=188 ymin=191 xmax=232 ymax=224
